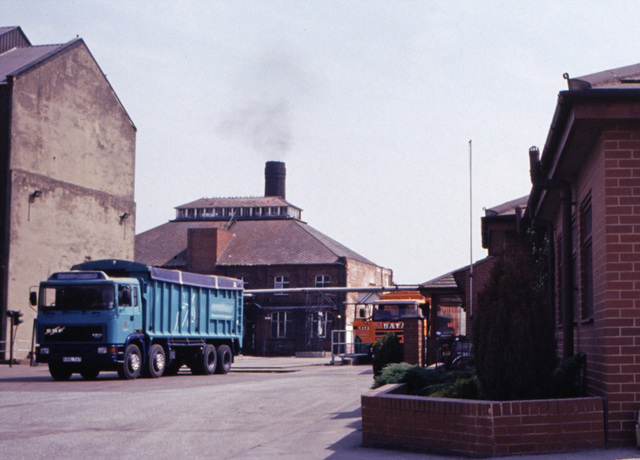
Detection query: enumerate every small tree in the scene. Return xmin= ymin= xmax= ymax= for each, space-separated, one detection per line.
xmin=472 ymin=254 xmax=557 ymax=400
xmin=372 ymin=332 xmax=404 ymax=376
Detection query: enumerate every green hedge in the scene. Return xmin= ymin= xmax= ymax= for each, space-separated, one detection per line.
xmin=372 ymin=332 xmax=404 ymax=376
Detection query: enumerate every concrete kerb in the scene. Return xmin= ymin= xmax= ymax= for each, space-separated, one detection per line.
xmin=232 ymin=355 xmax=336 ymax=372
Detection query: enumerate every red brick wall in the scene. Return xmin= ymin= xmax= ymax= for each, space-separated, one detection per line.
xmin=600 ymin=123 xmax=640 ymax=445
xmin=362 ymin=384 xmax=605 ymax=457
xmin=551 ymin=123 xmax=640 ymax=446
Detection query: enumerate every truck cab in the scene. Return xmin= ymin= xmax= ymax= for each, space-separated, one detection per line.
xmin=34 ymin=271 xmax=143 ymax=379
xmin=352 ymin=294 xmax=428 ymax=355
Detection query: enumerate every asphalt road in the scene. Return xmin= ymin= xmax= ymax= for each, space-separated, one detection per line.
xmin=1 ymin=356 xmax=639 ymax=459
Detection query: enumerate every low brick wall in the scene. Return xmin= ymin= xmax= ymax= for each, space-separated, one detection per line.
xmin=361 ymin=384 xmax=606 ymax=457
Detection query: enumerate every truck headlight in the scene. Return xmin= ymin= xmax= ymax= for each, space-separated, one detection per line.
xmin=40 ymin=347 xmax=49 ymax=355
xmin=97 ymin=347 xmax=107 ymax=354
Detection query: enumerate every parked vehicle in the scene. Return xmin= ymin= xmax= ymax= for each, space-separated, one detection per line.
xmin=352 ymin=291 xmax=429 ymax=354
xmin=32 ymin=259 xmax=243 ymax=380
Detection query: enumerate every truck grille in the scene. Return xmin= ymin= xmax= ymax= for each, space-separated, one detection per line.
xmin=40 ymin=325 xmax=105 ymax=343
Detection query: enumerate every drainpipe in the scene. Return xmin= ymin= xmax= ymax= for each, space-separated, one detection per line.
xmin=560 ymin=184 xmax=574 ymax=358
xmin=529 ymin=147 xmax=574 ymax=359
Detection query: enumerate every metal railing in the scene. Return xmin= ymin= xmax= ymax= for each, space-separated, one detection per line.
xmin=330 ymin=329 xmax=356 ymax=364
xmin=1 ymin=339 xmax=32 ymax=361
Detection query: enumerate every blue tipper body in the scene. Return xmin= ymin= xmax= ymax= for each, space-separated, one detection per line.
xmin=35 ymin=259 xmax=243 ymax=379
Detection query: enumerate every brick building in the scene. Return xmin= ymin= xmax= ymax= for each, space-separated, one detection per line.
xmin=412 ymin=196 xmax=527 ymax=366
xmin=526 ymin=63 xmax=640 ymax=446
xmin=135 ymin=161 xmax=392 ymax=356
xmin=453 ymin=196 xmax=529 ymax=331
xmin=0 ymin=27 xmax=136 ymax=359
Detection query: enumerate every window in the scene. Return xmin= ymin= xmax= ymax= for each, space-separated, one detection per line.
xmin=274 ymin=275 xmax=290 ymax=290
xmin=581 ymin=198 xmax=594 ymax=320
xmin=315 ymin=275 xmax=331 ymax=287
xmin=271 ymin=311 xmax=292 ymax=338
xmin=310 ymin=311 xmax=333 ymax=338
xmin=41 ymin=285 xmax=115 ymax=311
xmin=118 ymin=285 xmax=133 ymax=307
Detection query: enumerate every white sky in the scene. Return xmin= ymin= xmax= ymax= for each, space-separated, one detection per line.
xmin=3 ymin=1 xmax=639 ymax=284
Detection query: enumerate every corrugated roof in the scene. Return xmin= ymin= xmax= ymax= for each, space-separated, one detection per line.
xmin=0 ymin=44 xmax=65 ymax=83
xmin=0 ymin=26 xmax=31 ymax=53
xmin=176 ymin=196 xmax=301 ymax=211
xmin=135 ymin=218 xmax=375 ymax=269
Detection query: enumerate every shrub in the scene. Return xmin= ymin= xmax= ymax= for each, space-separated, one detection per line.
xmin=372 ymin=332 xmax=404 ymax=376
xmin=549 ymin=352 xmax=586 ymax=398
xmin=372 ymin=362 xmax=480 ymax=399
xmin=427 ymin=374 xmax=482 ymax=399
xmin=372 ymin=362 xmax=415 ymax=388
xmin=473 ymin=256 xmax=557 ymax=400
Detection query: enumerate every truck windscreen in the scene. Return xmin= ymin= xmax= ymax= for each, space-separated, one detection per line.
xmin=372 ymin=304 xmax=418 ymax=321
xmin=40 ymin=285 xmax=115 ymax=311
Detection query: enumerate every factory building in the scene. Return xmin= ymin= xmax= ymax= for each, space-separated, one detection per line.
xmin=136 ymin=161 xmax=392 ymax=356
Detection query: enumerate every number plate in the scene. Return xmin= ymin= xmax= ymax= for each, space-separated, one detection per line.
xmin=62 ymin=357 xmax=81 ymax=363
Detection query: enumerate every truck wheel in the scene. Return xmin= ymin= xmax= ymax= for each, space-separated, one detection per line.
xmin=215 ymin=345 xmax=232 ymax=374
xmin=80 ymin=367 xmax=100 ymax=380
xmin=146 ymin=344 xmax=165 ymax=378
xmin=192 ymin=344 xmax=217 ymax=375
xmin=49 ymin=363 xmax=73 ymax=381
xmin=118 ymin=344 xmax=142 ymax=380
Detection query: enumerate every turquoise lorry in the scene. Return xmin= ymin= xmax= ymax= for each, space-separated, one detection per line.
xmin=32 ymin=259 xmax=243 ymax=381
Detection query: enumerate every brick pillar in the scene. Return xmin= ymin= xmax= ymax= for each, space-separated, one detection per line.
xmin=403 ymin=317 xmax=425 ymax=366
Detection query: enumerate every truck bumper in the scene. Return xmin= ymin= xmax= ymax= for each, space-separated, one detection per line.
xmin=36 ymin=344 xmax=121 ymax=369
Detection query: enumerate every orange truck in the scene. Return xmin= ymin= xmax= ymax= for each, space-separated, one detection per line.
xmin=352 ymin=291 xmax=429 ymax=354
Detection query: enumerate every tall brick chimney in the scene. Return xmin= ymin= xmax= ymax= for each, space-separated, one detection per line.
xmin=264 ymin=161 xmax=286 ymax=199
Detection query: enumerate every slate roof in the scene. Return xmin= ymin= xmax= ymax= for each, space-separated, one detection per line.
xmin=0 ymin=44 xmax=67 ymax=83
xmin=568 ymin=63 xmax=640 ymax=90
xmin=420 ymin=271 xmax=458 ymax=290
xmin=484 ymin=195 xmax=528 ymax=216
xmin=135 ymin=218 xmax=375 ymax=268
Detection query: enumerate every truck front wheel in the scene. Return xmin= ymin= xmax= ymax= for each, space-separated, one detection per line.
xmin=215 ymin=345 xmax=232 ymax=374
xmin=49 ymin=363 xmax=73 ymax=381
xmin=118 ymin=344 xmax=142 ymax=380
xmin=146 ymin=344 xmax=165 ymax=378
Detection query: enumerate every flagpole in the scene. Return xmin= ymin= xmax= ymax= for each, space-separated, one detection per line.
xmin=469 ymin=140 xmax=473 ymax=318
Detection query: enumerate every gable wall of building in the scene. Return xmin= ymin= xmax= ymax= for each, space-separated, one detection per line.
xmin=4 ymin=43 xmax=136 ymax=355
xmin=10 ymin=44 xmax=135 ymax=197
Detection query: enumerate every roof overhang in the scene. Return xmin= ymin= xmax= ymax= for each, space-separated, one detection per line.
xmin=528 ymin=89 xmax=640 ymax=221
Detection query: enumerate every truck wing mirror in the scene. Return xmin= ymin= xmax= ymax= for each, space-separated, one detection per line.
xmin=29 ymin=291 xmax=37 ymax=307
